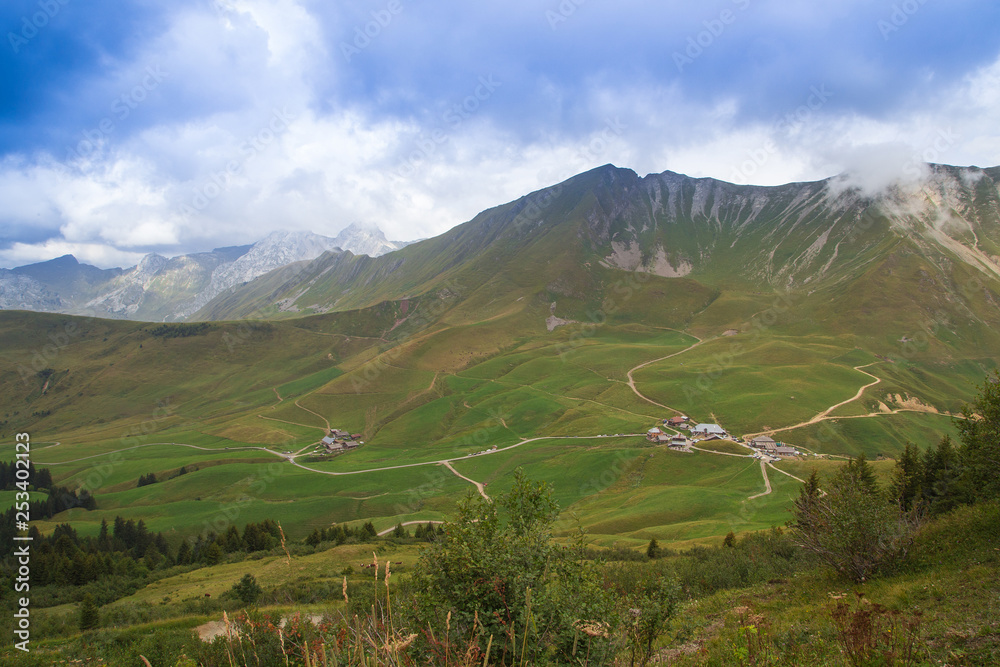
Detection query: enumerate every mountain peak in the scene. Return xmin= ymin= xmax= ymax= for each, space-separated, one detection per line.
xmin=332 ymin=223 xmax=403 ymax=257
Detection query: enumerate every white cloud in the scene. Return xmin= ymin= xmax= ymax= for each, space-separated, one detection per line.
xmin=1 ymin=2 xmax=999 ymax=268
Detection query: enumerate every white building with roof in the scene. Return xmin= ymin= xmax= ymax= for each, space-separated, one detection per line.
xmin=692 ymin=423 xmax=726 ymax=437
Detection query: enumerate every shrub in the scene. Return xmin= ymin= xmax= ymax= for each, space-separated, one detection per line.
xmin=230 ymin=573 xmax=263 ymax=607
xmin=790 ymin=459 xmax=921 ymax=583
xmin=410 ymin=469 xmax=615 ymax=664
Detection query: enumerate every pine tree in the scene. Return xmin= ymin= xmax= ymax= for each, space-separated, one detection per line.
xmin=922 ymin=436 xmax=962 ymax=513
xmin=361 ymin=521 xmax=377 ymax=540
xmin=97 ymin=519 xmax=110 ymax=552
xmin=646 ymin=538 xmax=661 ymax=559
xmin=134 ymin=520 xmax=150 ymax=557
xmin=722 ymin=531 xmax=736 ymax=548
xmin=176 ymin=540 xmax=193 ymax=565
xmin=79 ymin=594 xmax=99 ymax=631
xmin=231 ymin=573 xmax=263 ymax=607
xmin=222 ymin=525 xmax=242 ymax=553
xmin=891 ymin=443 xmax=924 ymax=510
xmin=789 ymin=462 xmax=919 ymax=583
xmin=844 ymin=454 xmax=878 ymax=493
xmin=392 ymin=523 xmax=407 ymax=538
xmin=203 ymin=542 xmax=223 ymax=566
xmin=957 ymin=371 xmax=1000 ymax=502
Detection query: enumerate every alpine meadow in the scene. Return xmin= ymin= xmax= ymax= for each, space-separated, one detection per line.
xmin=2 ymin=163 xmax=999 ymax=664
xmin=3 ymin=1 xmax=1000 ymax=664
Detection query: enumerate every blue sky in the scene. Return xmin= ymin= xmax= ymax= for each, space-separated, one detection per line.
xmin=2 ymin=0 xmax=999 ymax=267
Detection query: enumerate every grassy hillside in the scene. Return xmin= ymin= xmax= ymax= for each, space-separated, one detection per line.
xmin=3 ymin=165 xmax=999 ymax=555
xmin=3 ymin=297 xmax=985 ymax=554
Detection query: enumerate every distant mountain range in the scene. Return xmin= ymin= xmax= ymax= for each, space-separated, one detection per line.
xmin=0 ymin=224 xmax=410 ymax=321
xmin=3 ymin=165 xmax=999 ymax=344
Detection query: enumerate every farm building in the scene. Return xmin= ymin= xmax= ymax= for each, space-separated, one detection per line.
xmin=750 ymin=436 xmax=776 ymax=449
xmin=646 ymin=427 xmax=663 ymax=441
xmin=665 ymin=416 xmax=689 ymax=426
xmin=775 ymin=446 xmax=798 ymax=457
xmin=656 ymin=434 xmax=671 ymax=444
xmin=669 ymin=435 xmax=689 ymax=448
xmin=692 ymin=423 xmax=726 ymax=437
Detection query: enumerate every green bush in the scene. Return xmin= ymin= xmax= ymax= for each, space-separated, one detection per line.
xmin=790 ymin=458 xmax=921 ymax=583
xmin=409 ymin=469 xmax=615 ymax=664
xmin=229 ymin=573 xmax=263 ymax=607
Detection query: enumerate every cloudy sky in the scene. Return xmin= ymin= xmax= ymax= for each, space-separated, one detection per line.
xmin=2 ymin=0 xmax=999 ymax=268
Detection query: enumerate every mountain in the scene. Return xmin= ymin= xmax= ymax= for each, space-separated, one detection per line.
xmin=0 ymin=269 xmax=63 ymax=311
xmin=332 ymin=222 xmax=411 ymax=257
xmin=82 ymin=244 xmax=251 ymax=321
xmin=0 ymin=225 xmax=408 ymax=321
xmin=192 ymin=164 xmax=1000 ymax=353
xmin=6 ymin=255 xmax=123 ymax=312
xmin=168 ymin=231 xmax=344 ymax=319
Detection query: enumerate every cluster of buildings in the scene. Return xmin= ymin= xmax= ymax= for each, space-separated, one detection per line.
xmin=646 ymin=426 xmax=692 ymax=450
xmin=321 ymin=428 xmax=363 ymax=453
xmin=646 ymin=416 xmax=803 ymax=459
xmin=748 ymin=435 xmax=799 ymax=458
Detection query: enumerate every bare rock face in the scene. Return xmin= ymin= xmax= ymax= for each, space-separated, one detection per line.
xmin=0 ymin=271 xmax=63 ymax=311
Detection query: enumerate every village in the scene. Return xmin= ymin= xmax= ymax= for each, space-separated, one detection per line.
xmin=644 ymin=415 xmax=804 ymax=461
xmin=304 ymin=415 xmax=807 ymax=463
xmin=317 ymin=428 xmax=363 ymax=455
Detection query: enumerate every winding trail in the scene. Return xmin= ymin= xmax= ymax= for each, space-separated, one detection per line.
xmin=294 ymin=399 xmax=330 ymax=431
xmin=690 ymin=446 xmax=753 ymax=458
xmin=37 ymin=442 xmax=285 ymax=466
xmin=257 ymin=414 xmax=328 ymax=431
xmin=442 ymin=461 xmax=490 ymax=500
xmin=744 ymin=364 xmax=884 ymax=438
xmin=813 ymin=364 xmax=882 ymax=421
xmin=376 ymin=520 xmax=445 ymax=537
xmin=766 ymin=461 xmax=807 ymax=484
xmin=288 ymin=434 xmax=642 ymax=477
xmin=747 ymin=460 xmax=772 ymax=500
xmin=626 ymin=335 xmax=709 ymax=412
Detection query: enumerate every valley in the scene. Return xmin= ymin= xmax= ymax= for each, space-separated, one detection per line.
xmin=4 ymin=163 xmax=999 ymax=553
xmin=2 ymin=162 xmax=999 ymax=664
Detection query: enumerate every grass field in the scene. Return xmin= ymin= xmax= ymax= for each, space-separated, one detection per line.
xmin=1 ymin=290 xmax=983 ymax=551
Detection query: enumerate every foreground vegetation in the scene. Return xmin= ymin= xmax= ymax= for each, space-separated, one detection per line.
xmin=2 ymin=485 xmax=997 ymax=665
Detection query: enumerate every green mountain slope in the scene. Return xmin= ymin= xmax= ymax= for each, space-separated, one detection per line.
xmin=2 ymin=163 xmax=999 ymax=551
xmin=194 ymin=164 xmax=1000 ymax=354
